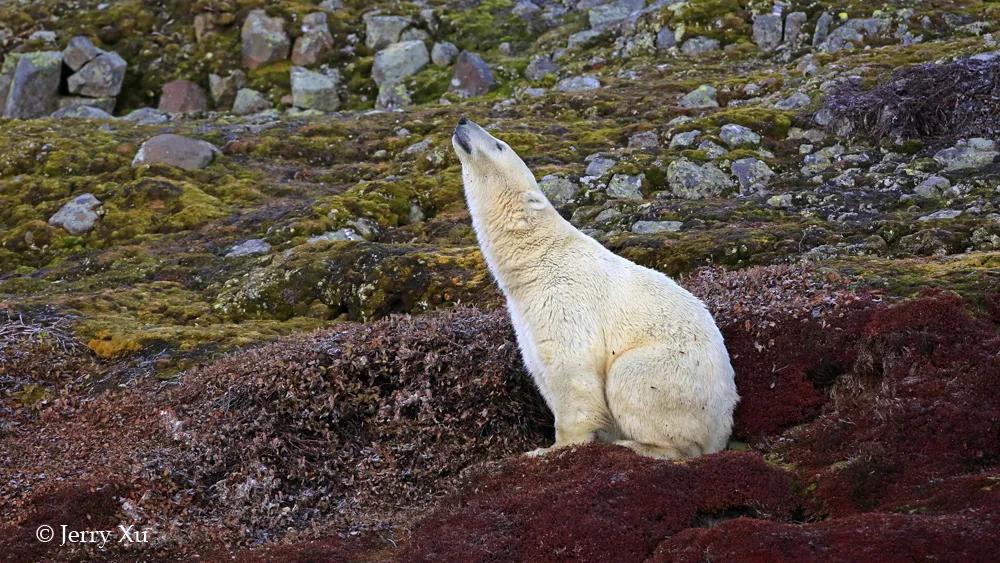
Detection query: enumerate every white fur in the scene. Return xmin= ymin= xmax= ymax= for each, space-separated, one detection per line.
xmin=452 ymin=119 xmax=738 ymax=459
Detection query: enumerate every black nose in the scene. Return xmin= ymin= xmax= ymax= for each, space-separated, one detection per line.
xmin=458 ymin=116 xmax=468 ymax=126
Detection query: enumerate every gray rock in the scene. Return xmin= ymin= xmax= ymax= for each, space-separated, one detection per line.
xmin=3 ymin=52 xmax=62 ymax=119
xmin=376 ymin=82 xmax=412 ymax=110
xmin=29 ymin=30 xmax=57 ymax=44
xmin=401 ymin=28 xmax=430 ymax=43
xmin=363 ymin=14 xmax=411 ymax=50
xmin=731 ymin=157 xmax=774 ymax=194
xmin=914 ymin=175 xmax=951 ymax=199
xmin=51 ymin=105 xmax=113 ymax=119
xmin=767 ymin=193 xmax=794 ymax=208
xmin=585 ymin=155 xmax=616 ymax=177
xmin=918 ymin=209 xmax=963 ymax=221
xmin=607 ymin=174 xmax=644 ymax=200
xmin=62 ymin=36 xmax=101 ymax=71
xmin=241 ymin=9 xmax=291 ymax=70
xmin=121 ymin=107 xmax=168 ymax=124
xmin=450 ymin=51 xmax=496 ymax=97
xmin=897 ymin=228 xmax=959 ymax=256
xmin=67 ymin=51 xmax=126 ymax=97
xmin=539 ymin=175 xmax=580 ymax=206
xmin=57 ymin=96 xmax=116 ymax=113
xmin=594 ymin=207 xmax=623 ymax=223
xmin=628 ymin=131 xmax=659 ymax=149
xmin=589 ymin=0 xmax=644 ymax=31
xmin=681 ymin=36 xmax=720 ymax=55
xmin=232 ymin=88 xmax=271 ymax=115
xmin=291 ymin=66 xmax=341 ymax=111
xmin=678 ymin=84 xmax=718 ymax=109
xmin=720 ymin=124 xmax=761 ymax=147
xmin=698 ymin=140 xmax=728 ymax=159
xmin=132 ymin=134 xmax=218 ymax=170
xmin=48 ymin=193 xmax=101 ymax=235
xmin=669 ymin=130 xmax=701 ymax=148
xmin=556 ymin=74 xmax=600 ymax=92
xmin=567 ymin=29 xmax=601 ymax=49
xmin=656 ymin=27 xmax=676 ymax=50
xmin=667 ymin=158 xmax=733 ymax=199
xmin=752 ymin=13 xmax=783 ymax=52
xmin=226 ymin=239 xmax=272 ymax=258
xmin=373 ymin=40 xmax=429 ymax=87
xmin=525 ymin=55 xmax=559 ymax=81
xmin=801 ymin=144 xmax=844 ymax=175
xmin=209 ymin=70 xmax=247 ymax=108
xmin=784 ymin=12 xmax=807 ymax=48
xmin=320 ymin=0 xmax=343 ymax=10
xmin=818 ymin=18 xmax=888 ymax=53
xmin=933 ymin=138 xmax=998 ymax=171
xmin=813 ymin=12 xmax=833 ymax=46
xmin=775 ymin=92 xmax=811 ymax=110
xmin=431 ymin=41 xmax=459 ymax=67
xmin=158 ymin=79 xmax=208 ymax=113
xmin=308 ymin=228 xmax=362 ymax=243
xmin=631 ymin=220 xmax=682 ymax=234
xmin=291 ymin=12 xmax=334 ymax=66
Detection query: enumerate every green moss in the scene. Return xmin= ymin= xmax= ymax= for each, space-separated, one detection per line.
xmin=439 ymin=0 xmax=533 ymax=53
xmin=406 ymin=65 xmax=453 ymax=105
xmin=98 ymin=176 xmax=228 ymax=241
xmin=677 ymin=106 xmax=793 ymax=139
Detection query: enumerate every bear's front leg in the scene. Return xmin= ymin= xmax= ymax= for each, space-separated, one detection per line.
xmin=526 ymin=362 xmax=612 ymax=456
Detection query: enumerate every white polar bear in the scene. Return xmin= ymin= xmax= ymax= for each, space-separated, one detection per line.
xmin=452 ymin=118 xmax=739 ymax=459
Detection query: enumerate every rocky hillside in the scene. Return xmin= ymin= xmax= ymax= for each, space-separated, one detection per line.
xmin=1 ymin=0 xmax=998 ymax=561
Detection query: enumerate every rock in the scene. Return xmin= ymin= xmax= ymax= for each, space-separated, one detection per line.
xmin=51 ymin=105 xmax=113 ymax=119
xmin=656 ymin=27 xmax=676 ymax=50
xmin=194 ymin=13 xmax=217 ymax=43
xmin=539 ymin=175 xmax=580 ymax=206
xmin=914 ymin=175 xmax=951 ymax=199
xmin=67 ymin=51 xmax=126 ymax=97
xmin=291 ymin=12 xmax=334 ymax=66
xmin=568 ymin=29 xmax=601 ymax=49
xmin=667 ymin=158 xmax=733 ymax=199
xmin=585 ymin=155 xmax=617 ymax=177
xmin=767 ymin=193 xmax=794 ymax=208
xmin=226 ymin=239 xmax=272 ymax=258
xmin=308 ymin=228 xmax=362 ymax=243
xmin=449 ymin=51 xmax=495 ymax=97
xmin=373 ymin=40 xmax=429 ymax=87
xmin=121 ymin=107 xmax=168 ymax=124
xmin=589 ymin=0 xmax=644 ymax=31
xmin=62 ymin=36 xmax=101 ymax=71
xmin=431 ymin=41 xmax=459 ymax=67
xmin=3 ymin=52 xmax=62 ymax=118
xmin=58 ymin=96 xmax=116 ymax=113
xmin=594 ymin=208 xmax=622 ymax=223
xmin=158 ymin=79 xmax=208 ymax=113
xmin=678 ymin=84 xmax=718 ymax=109
xmin=631 ymin=220 xmax=682 ymax=234
xmin=783 ymin=12 xmax=807 ymax=48
xmin=401 ymin=28 xmax=430 ymax=43
xmin=556 ymin=74 xmax=600 ymax=92
xmin=606 ymin=174 xmax=644 ymax=200
xmin=209 ymin=70 xmax=247 ymax=108
xmin=241 ymin=9 xmax=291 ymax=70
xmin=775 ymin=92 xmax=810 ymax=110
xmin=669 ymin=130 xmax=701 ymax=148
xmin=364 ymin=13 xmax=411 ymax=50
xmin=525 ymin=55 xmax=559 ymax=81
xmin=918 ymin=209 xmax=963 ymax=222
xmin=752 ymin=13 xmax=783 ymax=52
xmin=319 ymin=0 xmax=343 ymax=10
xmin=376 ymin=82 xmax=412 ymax=110
xmin=29 ymin=30 xmax=57 ymax=44
xmin=933 ymin=138 xmax=998 ymax=171
xmin=731 ymin=158 xmax=774 ymax=194
xmin=628 ymin=131 xmax=659 ymax=149
xmin=291 ymin=66 xmax=341 ymax=111
xmin=813 ymin=12 xmax=833 ymax=46
xmin=232 ymin=88 xmax=271 ymax=115
xmin=818 ymin=18 xmax=888 ymax=53
xmin=698 ymin=140 xmax=728 ymax=159
xmin=48 ymin=193 xmax=101 ymax=235
xmin=801 ymin=144 xmax=844 ymax=175
xmin=681 ymin=36 xmax=720 ymax=55
xmin=897 ymin=228 xmax=959 ymax=256
xmin=720 ymin=124 xmax=761 ymax=147
xmin=132 ymin=134 xmax=218 ymax=170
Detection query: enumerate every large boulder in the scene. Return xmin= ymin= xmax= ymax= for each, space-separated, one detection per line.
xmin=132 ymin=134 xmax=218 ymax=170
xmin=67 ymin=51 xmax=126 ymax=97
xmin=556 ymin=74 xmax=601 ymax=92
xmin=752 ymin=13 xmax=783 ymax=52
xmin=3 ymin=52 xmax=62 ymax=118
xmin=62 ymin=36 xmax=101 ymax=71
xmin=678 ymin=84 xmax=718 ymax=109
xmin=372 ymin=40 xmax=429 ymax=87
xmin=933 ymin=138 xmax=998 ymax=171
xmin=231 ymin=88 xmax=271 ymax=115
xmin=291 ymin=12 xmax=334 ymax=66
xmin=291 ymin=66 xmax=340 ymax=111
xmin=158 ymin=79 xmax=208 ymax=113
xmin=241 ymin=9 xmax=290 ymax=70
xmin=731 ymin=158 xmax=775 ymax=194
xmin=48 ymin=193 xmax=102 ymax=235
xmin=450 ymin=51 xmax=496 ymax=98
xmin=667 ymin=158 xmax=734 ymax=199
xmin=588 ymin=0 xmax=644 ymax=31
xmin=363 ymin=14 xmax=412 ymax=50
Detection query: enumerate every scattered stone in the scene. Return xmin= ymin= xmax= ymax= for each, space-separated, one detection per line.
xmin=376 ymin=82 xmax=412 ymax=110
xmin=656 ymin=27 xmax=676 ymax=50
xmin=209 ymin=70 xmax=247 ymax=108
xmin=669 ymin=130 xmax=701 ymax=148
xmin=51 ymin=105 xmax=114 ymax=119
xmin=556 ymin=74 xmax=600 ymax=92
xmin=681 ymin=36 xmax=720 ymax=55
xmin=431 ymin=41 xmax=459 ymax=67
xmin=817 ymin=18 xmax=888 ymax=53
xmin=320 ymin=0 xmax=343 ymax=10
xmin=308 ymin=228 xmax=362 ymax=243
xmin=291 ymin=12 xmax=334 ymax=66
xmin=812 ymin=12 xmax=834 ymax=46
xmin=450 ymin=51 xmax=495 ymax=97
xmin=364 ymin=13 xmax=411 ymax=50
xmin=539 ymin=175 xmax=580 ymax=206
xmin=62 ymin=36 xmax=101 ymax=71
xmin=373 ymin=40 xmax=429 ymax=87
xmin=628 ymin=131 xmax=659 ymax=149
xmin=48 ymin=193 xmax=101 ymax=235
xmin=232 ymin=88 xmax=271 ymax=115
xmin=720 ymin=124 xmax=761 ymax=147
xmin=752 ymin=14 xmax=783 ymax=52
xmin=588 ymin=0 xmax=644 ymax=31
xmin=58 ymin=96 xmax=115 ymax=113
xmin=241 ymin=9 xmax=291 ymax=70
xmin=194 ymin=13 xmax=217 ymax=43
xmin=606 ymin=174 xmax=644 ymax=200
xmin=918 ymin=209 xmax=963 ymax=222
xmin=158 ymin=79 xmax=208 ymax=113
xmin=226 ymin=239 xmax=272 ymax=258
xmin=933 ymin=138 xmax=998 ymax=171
xmin=731 ymin=157 xmax=774 ymax=194
xmin=402 ymin=28 xmax=431 ymax=43
xmin=767 ymin=193 xmax=794 ymax=208
xmin=291 ymin=66 xmax=341 ymax=111
xmin=584 ymin=155 xmax=616 ymax=177
xmin=631 ymin=220 xmax=682 ymax=234
xmin=594 ymin=207 xmax=623 ymax=223
xmin=897 ymin=228 xmax=959 ymax=255
xmin=698 ymin=140 xmax=728 ymax=159
xmin=3 ymin=52 xmax=62 ymax=118
xmin=29 ymin=30 xmax=57 ymax=44
xmin=801 ymin=144 xmax=845 ymax=175
xmin=132 ymin=134 xmax=218 ymax=170
xmin=667 ymin=158 xmax=733 ymax=199
xmin=525 ymin=55 xmax=559 ymax=81
xmin=775 ymin=92 xmax=811 ymax=110
xmin=567 ymin=29 xmax=601 ymax=49
xmin=678 ymin=84 xmax=718 ymax=109
xmin=914 ymin=175 xmax=951 ymax=199
xmin=784 ymin=12 xmax=807 ymax=48
xmin=522 ymin=87 xmax=547 ymax=98
xmin=67 ymin=51 xmax=126 ymax=97
xmin=121 ymin=107 xmax=168 ymax=124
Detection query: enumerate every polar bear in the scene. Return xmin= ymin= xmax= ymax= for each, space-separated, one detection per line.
xmin=452 ymin=118 xmax=739 ymax=459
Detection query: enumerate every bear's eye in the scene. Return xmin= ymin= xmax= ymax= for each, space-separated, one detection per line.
xmin=495 ymin=142 xmax=504 ymax=152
